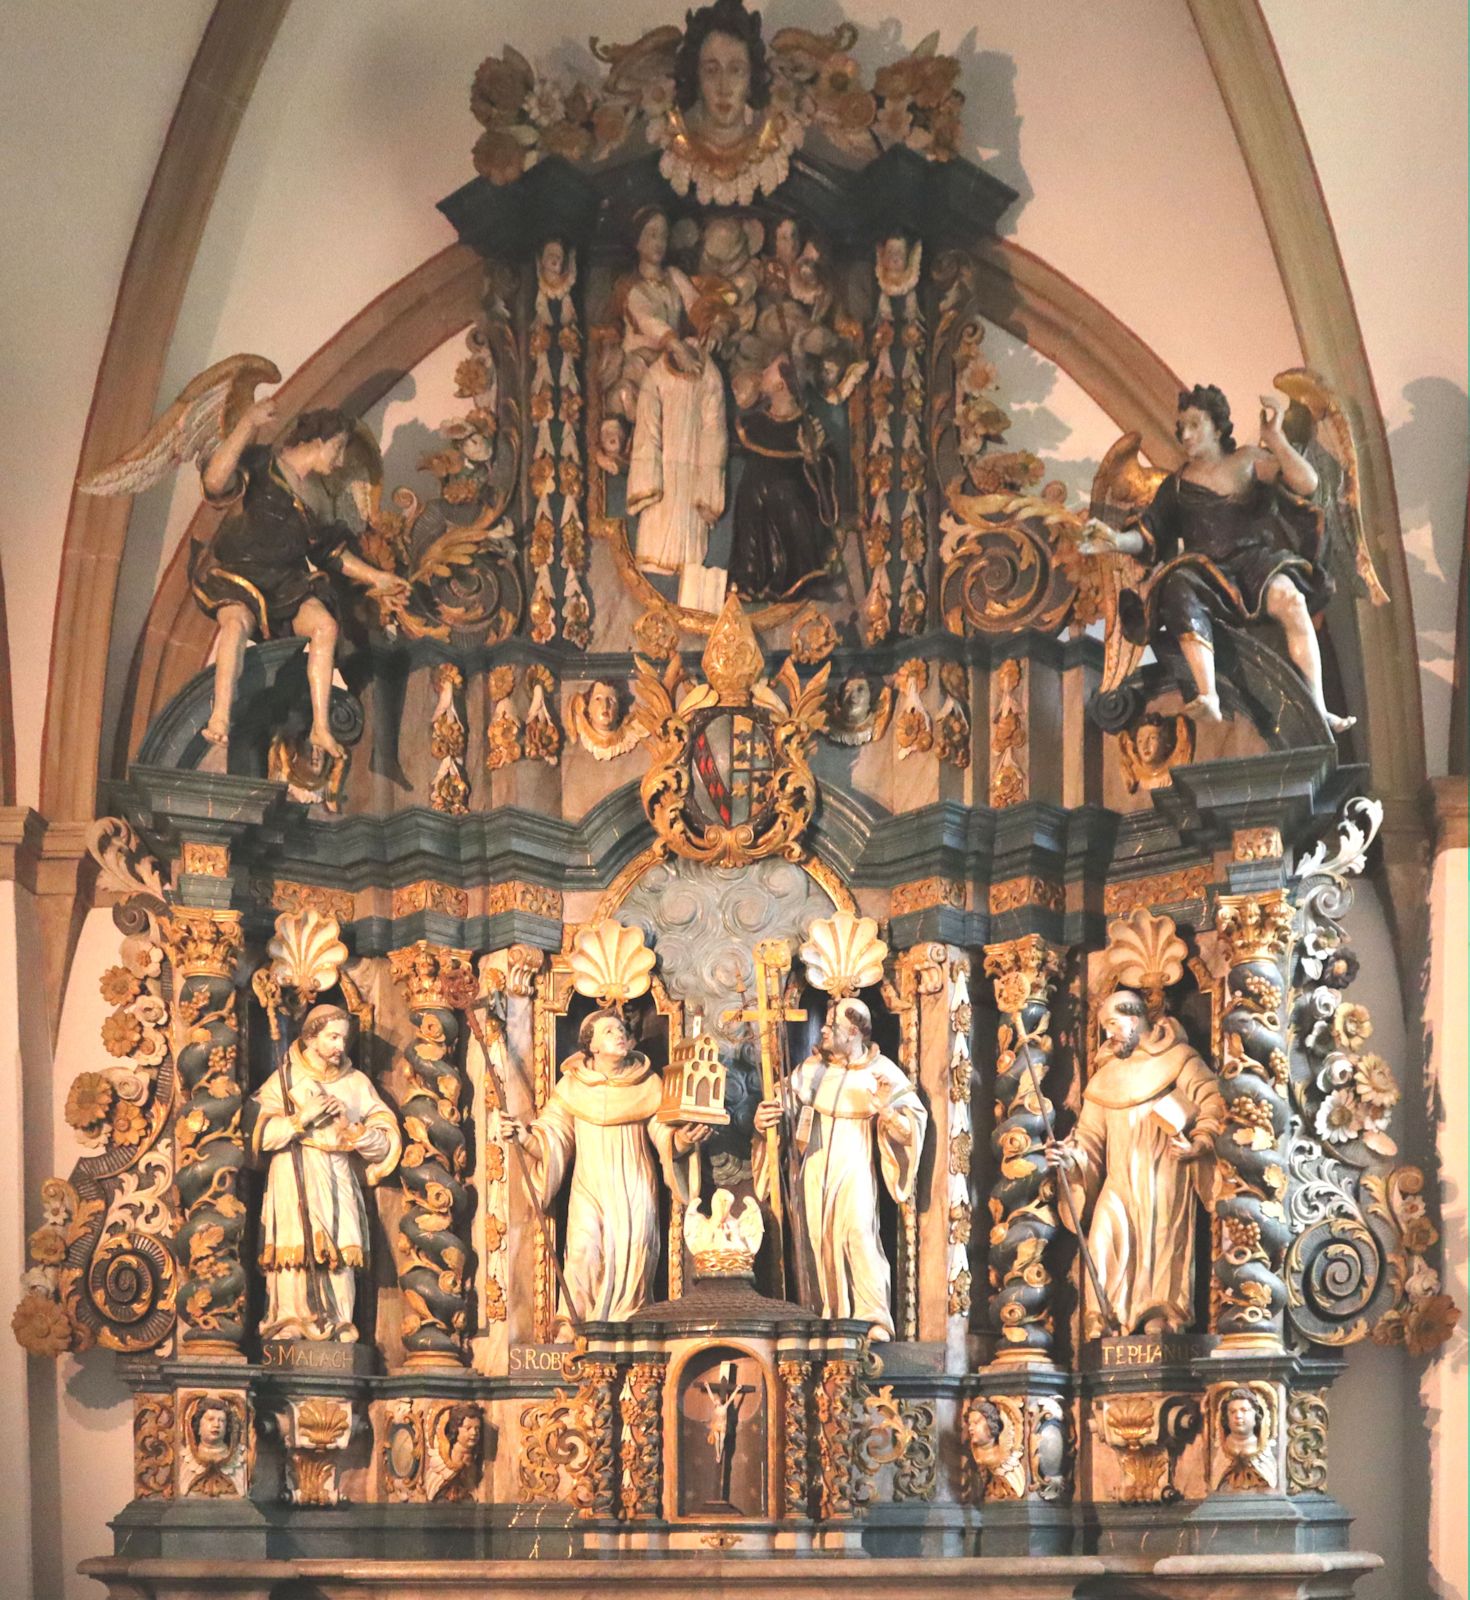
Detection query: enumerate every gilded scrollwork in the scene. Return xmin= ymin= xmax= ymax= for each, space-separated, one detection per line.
xmin=779 ymin=1358 xmax=812 ymax=1518
xmin=1284 ymin=1389 xmax=1328 ymax=1494
xmin=134 ymin=1391 xmax=176 ymax=1500
xmin=569 ymin=1354 xmax=617 ymax=1518
xmin=854 ymin=1383 xmax=915 ymax=1504
xmin=517 ymin=1387 xmax=588 ymax=1504
xmin=617 ymin=1362 xmax=663 ymax=1519
xmin=815 ymin=1358 xmax=859 ymax=1520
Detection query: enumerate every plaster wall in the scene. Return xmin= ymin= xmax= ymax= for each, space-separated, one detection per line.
xmin=0 ymin=1 xmax=213 ymax=810
xmin=1263 ymin=0 xmax=1470 ymax=778
xmin=1424 ymin=847 xmax=1468 ymax=1600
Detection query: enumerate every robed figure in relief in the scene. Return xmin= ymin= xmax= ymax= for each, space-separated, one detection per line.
xmin=753 ymin=997 xmax=927 ymax=1340
xmin=251 ymin=1005 xmax=403 ymax=1342
xmin=1047 ymin=989 xmax=1225 ymax=1338
xmin=495 ymin=1009 xmax=709 ymax=1332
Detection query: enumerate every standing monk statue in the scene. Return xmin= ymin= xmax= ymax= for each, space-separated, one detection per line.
xmin=1046 ymin=989 xmax=1225 ymax=1339
xmin=251 ymin=1005 xmax=402 ymax=1342
xmin=492 ymin=1009 xmax=710 ymax=1333
xmin=753 ymin=997 xmax=927 ymax=1340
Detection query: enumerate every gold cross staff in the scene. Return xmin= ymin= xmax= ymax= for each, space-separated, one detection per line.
xmin=723 ymin=937 xmax=806 ymax=1301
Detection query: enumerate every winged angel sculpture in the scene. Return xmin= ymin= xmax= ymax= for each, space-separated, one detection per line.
xmin=82 ymin=356 xmax=518 ymax=758
xmin=1074 ymin=370 xmax=1386 ymax=733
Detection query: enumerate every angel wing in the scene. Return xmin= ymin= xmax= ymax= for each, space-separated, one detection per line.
xmin=1087 ymin=433 xmax=1168 ymax=695
xmin=79 ymin=354 xmax=280 ymax=497
xmin=1274 ymin=367 xmax=1390 ymax=606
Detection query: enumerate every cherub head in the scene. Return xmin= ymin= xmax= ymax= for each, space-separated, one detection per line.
xmin=966 ymin=1397 xmax=1003 ymax=1457
xmin=674 ymin=0 xmax=770 ymax=135
xmin=1221 ymin=1386 xmax=1265 ymax=1447
xmin=586 ymin=681 xmax=622 ymax=735
xmin=190 ymin=1396 xmax=235 ymax=1463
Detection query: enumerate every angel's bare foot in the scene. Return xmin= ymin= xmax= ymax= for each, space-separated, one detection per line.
xmin=201 ymin=715 xmax=230 ymax=747
xmin=309 ymin=726 xmax=346 ymax=761
xmin=1326 ymin=711 xmax=1357 ymax=735
xmin=1184 ymin=693 xmax=1223 ymax=724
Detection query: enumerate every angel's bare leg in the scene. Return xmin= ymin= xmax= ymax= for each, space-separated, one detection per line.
xmin=292 ymin=598 xmax=346 ymax=759
xmin=1177 ymin=633 xmax=1222 ymax=723
xmin=1264 ymin=576 xmax=1355 ymax=733
xmin=204 ymin=603 xmax=257 ymax=745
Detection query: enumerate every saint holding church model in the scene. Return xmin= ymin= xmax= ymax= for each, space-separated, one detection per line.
xmin=493 ymin=1009 xmax=709 ymax=1331
xmin=1046 ymin=988 xmax=1225 ymax=1338
xmin=752 ymin=997 xmax=926 ymax=1340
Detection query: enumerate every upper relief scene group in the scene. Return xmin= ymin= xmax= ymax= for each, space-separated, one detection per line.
xmin=85 ymin=0 xmax=1386 ymax=811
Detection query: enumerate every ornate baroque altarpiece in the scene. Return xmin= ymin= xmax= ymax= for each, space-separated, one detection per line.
xmin=16 ymin=5 xmax=1452 ymax=1597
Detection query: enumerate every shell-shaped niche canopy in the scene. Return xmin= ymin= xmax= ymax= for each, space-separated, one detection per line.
xmin=568 ymin=919 xmax=657 ymax=1006
xmin=800 ymin=912 xmax=889 ymax=998
xmin=268 ymin=910 xmax=349 ymax=1002
xmin=1103 ymin=908 xmax=1188 ymax=1007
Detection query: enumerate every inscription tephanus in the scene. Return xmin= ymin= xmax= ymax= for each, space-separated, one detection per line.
xmin=1092 ymin=1334 xmax=1214 ymax=1369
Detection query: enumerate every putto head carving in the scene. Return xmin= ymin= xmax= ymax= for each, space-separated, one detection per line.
xmin=674 ymin=0 xmax=770 ymax=118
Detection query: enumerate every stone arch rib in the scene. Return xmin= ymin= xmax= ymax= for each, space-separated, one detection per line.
xmin=38 ymin=0 xmax=290 ymax=829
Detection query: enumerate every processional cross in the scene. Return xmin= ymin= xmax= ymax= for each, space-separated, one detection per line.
xmin=723 ymin=937 xmax=807 ymax=1304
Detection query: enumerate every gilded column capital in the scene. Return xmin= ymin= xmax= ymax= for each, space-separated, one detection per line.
xmin=387 ymin=941 xmax=475 ymax=1010
xmin=1214 ymin=889 xmax=1294 ymax=965
xmin=165 ymin=908 xmax=243 ymax=979
xmin=982 ymin=933 xmax=1065 ymax=1012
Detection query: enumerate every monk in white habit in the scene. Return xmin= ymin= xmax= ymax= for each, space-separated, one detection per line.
xmin=494 ymin=1009 xmax=708 ymax=1331
xmin=251 ymin=1005 xmax=402 ymax=1341
xmin=753 ymin=997 xmax=927 ymax=1340
xmin=1046 ymin=988 xmax=1225 ymax=1338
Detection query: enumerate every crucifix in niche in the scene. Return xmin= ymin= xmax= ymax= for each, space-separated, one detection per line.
xmin=699 ymin=1360 xmax=755 ymax=1511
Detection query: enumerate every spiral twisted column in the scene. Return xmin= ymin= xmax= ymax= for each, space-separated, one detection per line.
xmin=387 ymin=941 xmax=475 ymax=1367
xmin=982 ymin=934 xmax=1066 ymax=1367
xmin=167 ymin=909 xmax=246 ymax=1358
xmin=1212 ymin=890 xmax=1296 ymax=1352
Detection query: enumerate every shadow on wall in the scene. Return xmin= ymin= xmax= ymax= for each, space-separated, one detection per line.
xmin=763 ymin=1 xmax=1033 ymax=231
xmin=1385 ymin=376 xmax=1470 ymax=769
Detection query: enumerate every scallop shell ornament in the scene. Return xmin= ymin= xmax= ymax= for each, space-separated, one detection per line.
xmin=1104 ymin=908 xmax=1187 ymax=1010
xmin=567 ymin=920 xmax=657 ymax=1006
xmin=267 ymin=910 xmax=348 ymax=1002
xmin=799 ymin=913 xmax=889 ymax=997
